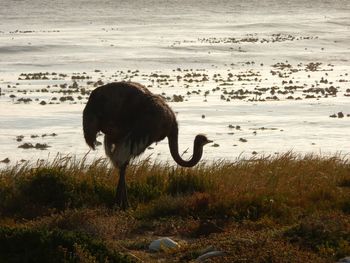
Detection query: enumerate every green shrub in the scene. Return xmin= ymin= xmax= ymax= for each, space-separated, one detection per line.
xmin=0 ymin=226 xmax=135 ymax=263
xmin=127 ymin=173 xmax=166 ymax=204
xmin=339 ymin=178 xmax=350 ymax=187
xmin=73 ymin=180 xmax=115 ymax=208
xmin=137 ymin=192 xmax=213 ymax=219
xmin=167 ymin=171 xmax=212 ymax=196
xmin=20 ymin=168 xmax=74 ymax=210
xmin=137 ymin=195 xmax=185 ymax=218
xmin=1 ymin=168 xmax=114 ymax=218
xmin=284 ymin=213 xmax=350 ymax=260
xmin=234 ymin=195 xmax=293 ymax=221
xmin=128 ymin=181 xmax=162 ymax=203
xmin=341 ymin=200 xmax=350 ymax=214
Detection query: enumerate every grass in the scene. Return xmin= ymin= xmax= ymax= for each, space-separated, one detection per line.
xmin=0 ymin=226 xmax=134 ymax=263
xmin=0 ymin=153 xmax=349 ymax=262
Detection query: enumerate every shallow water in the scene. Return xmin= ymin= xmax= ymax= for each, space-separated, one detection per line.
xmin=0 ymin=0 xmax=350 ymax=166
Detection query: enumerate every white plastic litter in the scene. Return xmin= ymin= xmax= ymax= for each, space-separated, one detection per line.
xmin=149 ymin=237 xmax=179 ymax=252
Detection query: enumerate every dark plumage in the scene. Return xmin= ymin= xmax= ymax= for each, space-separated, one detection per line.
xmin=83 ymin=82 xmax=212 ymax=209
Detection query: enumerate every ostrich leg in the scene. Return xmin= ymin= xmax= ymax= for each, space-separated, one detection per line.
xmin=116 ymin=163 xmax=129 ymax=210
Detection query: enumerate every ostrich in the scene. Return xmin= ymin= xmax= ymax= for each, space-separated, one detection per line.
xmin=83 ymin=82 xmax=212 ymax=209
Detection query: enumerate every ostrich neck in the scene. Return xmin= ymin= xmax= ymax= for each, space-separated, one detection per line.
xmin=168 ymin=128 xmax=203 ymax=167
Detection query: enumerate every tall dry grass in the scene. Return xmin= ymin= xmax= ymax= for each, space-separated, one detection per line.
xmin=0 ymin=152 xmax=349 ymax=262
xmin=0 ymin=152 xmax=349 ymax=218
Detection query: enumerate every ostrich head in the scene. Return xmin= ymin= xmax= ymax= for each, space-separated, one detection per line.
xmin=167 ymin=132 xmax=213 ymax=168
xmin=194 ymin=134 xmax=213 ymax=147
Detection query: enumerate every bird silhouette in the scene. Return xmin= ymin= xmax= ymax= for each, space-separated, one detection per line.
xmin=83 ymin=82 xmax=212 ymax=209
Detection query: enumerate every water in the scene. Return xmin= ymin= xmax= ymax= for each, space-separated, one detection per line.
xmin=0 ymin=0 xmax=349 ymax=166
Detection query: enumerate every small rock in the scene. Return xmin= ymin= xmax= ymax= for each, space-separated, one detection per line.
xmin=18 ymin=143 xmax=50 ymax=150
xmin=34 ymin=143 xmax=50 ymax=150
xmin=337 ymin=257 xmax=350 ymax=263
xmin=149 ymin=237 xmax=179 ymax=252
xmin=0 ymin=158 xmax=10 ymax=164
xmin=18 ymin=143 xmax=34 ymax=149
xmin=338 ymin=112 xmax=344 ymax=118
xmin=172 ymin=94 xmax=184 ymax=102
xmin=16 ymin=135 xmax=24 ymax=142
xmin=329 ymin=114 xmax=336 ymax=118
xmin=239 ymin=138 xmax=247 ymax=142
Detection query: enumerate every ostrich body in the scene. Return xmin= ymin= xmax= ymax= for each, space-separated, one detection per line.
xmin=83 ymin=82 xmax=212 ymax=209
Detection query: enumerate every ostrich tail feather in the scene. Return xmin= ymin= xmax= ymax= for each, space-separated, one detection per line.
xmin=83 ymin=102 xmax=99 ymax=150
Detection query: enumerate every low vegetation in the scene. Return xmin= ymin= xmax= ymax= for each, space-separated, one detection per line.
xmin=0 ymin=153 xmax=349 ymax=262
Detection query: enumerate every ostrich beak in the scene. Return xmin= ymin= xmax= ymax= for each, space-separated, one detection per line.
xmin=206 ymin=139 xmax=213 ymax=144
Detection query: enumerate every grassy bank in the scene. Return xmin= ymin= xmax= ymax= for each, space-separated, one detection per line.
xmin=0 ymin=153 xmax=349 ymax=262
